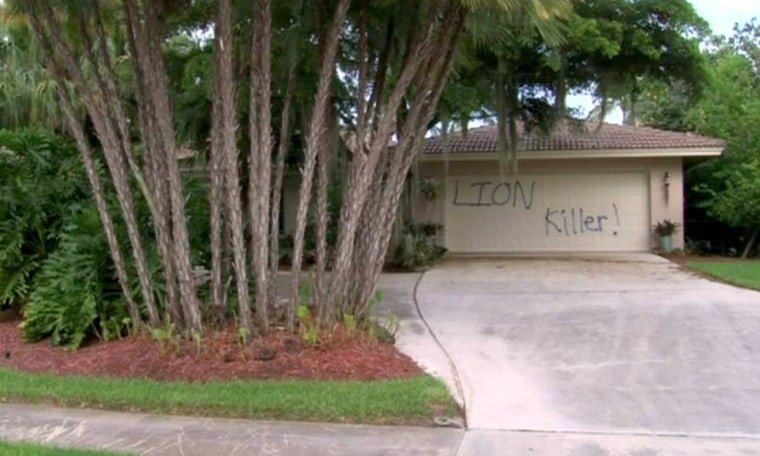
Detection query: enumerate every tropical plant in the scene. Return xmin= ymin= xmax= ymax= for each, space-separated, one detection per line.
xmin=653 ymin=219 xmax=680 ymax=237
xmin=393 ymin=223 xmax=446 ymax=271
xmin=0 ymin=129 xmax=90 ymax=309
xmin=0 ymin=9 xmax=66 ymax=131
xmin=23 ymin=204 xmax=128 ymax=349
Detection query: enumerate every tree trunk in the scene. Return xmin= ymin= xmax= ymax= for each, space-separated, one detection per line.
xmin=121 ymin=0 xmax=182 ymax=325
xmin=327 ymin=2 xmax=445 ymax=312
xmin=147 ymin=1 xmax=202 ymax=333
xmin=210 ymin=0 xmax=236 ymax=324
xmin=314 ymin=118 xmax=334 ymax=321
xmin=288 ymin=0 xmax=351 ymax=331
xmin=26 ymin=1 xmax=157 ymax=329
xmin=313 ymin=2 xmax=345 ymax=321
xmin=77 ymin=0 xmax=160 ymax=326
xmin=248 ymin=0 xmax=274 ymax=336
xmin=125 ymin=0 xmax=201 ymax=331
xmin=555 ymin=50 xmax=567 ymax=114
xmin=26 ymin=18 xmax=141 ymax=330
xmin=350 ymin=2 xmax=466 ymax=315
xmin=742 ymin=228 xmax=759 ymax=259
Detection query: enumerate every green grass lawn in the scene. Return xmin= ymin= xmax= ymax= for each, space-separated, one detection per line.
xmin=0 ymin=439 xmax=131 ymax=456
xmin=686 ymin=260 xmax=760 ymax=291
xmin=0 ymin=368 xmax=455 ymax=425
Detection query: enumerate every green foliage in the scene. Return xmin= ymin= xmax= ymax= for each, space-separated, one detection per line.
xmin=301 ymin=322 xmax=321 ymax=346
xmin=295 ymin=279 xmax=320 ymax=345
xmin=181 ymin=172 xmax=213 ymax=266
xmin=192 ymin=331 xmax=203 ymax=357
xmin=393 ymin=223 xmax=446 ymax=271
xmin=166 ymin=36 xmax=213 ymax=148
xmin=636 ymin=21 xmax=760 ymax=253
xmin=635 ymin=80 xmax=695 ymax=132
xmin=444 ymin=0 xmax=709 ymax=131
xmin=0 ymin=220 xmax=39 ymax=309
xmin=364 ymin=291 xmax=400 ymax=344
xmin=343 ymin=313 xmax=357 ymax=334
xmin=0 ymin=13 xmax=67 ymax=132
xmin=297 ymin=305 xmax=320 ymax=346
xmin=0 ymin=129 xmax=90 ymax=309
xmin=0 ymin=130 xmax=137 ymax=349
xmin=22 ymin=205 xmax=128 ymax=350
xmin=685 ymin=24 xmax=760 ymax=252
xmin=148 ymin=320 xmax=180 ymax=354
xmin=237 ymin=326 xmax=250 ymax=348
xmin=653 ymin=219 xmax=680 ymax=236
xmin=368 ymin=309 xmax=401 ymax=345
xmin=704 ymin=160 xmax=760 ymax=228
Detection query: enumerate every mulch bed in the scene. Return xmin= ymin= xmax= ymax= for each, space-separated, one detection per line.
xmin=0 ymin=316 xmax=423 ymax=383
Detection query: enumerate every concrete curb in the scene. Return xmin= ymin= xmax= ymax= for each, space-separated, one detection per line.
xmin=0 ymin=404 xmax=463 ymax=456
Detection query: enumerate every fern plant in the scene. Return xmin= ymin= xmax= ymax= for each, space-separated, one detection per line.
xmin=0 ymin=129 xmax=90 ymax=309
xmin=23 ymin=228 xmax=101 ymax=349
xmin=23 ymin=204 xmax=128 ymax=349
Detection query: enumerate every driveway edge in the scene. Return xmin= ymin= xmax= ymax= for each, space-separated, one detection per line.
xmin=413 ymin=271 xmax=468 ymax=426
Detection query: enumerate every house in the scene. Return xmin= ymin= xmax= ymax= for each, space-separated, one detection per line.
xmin=410 ymin=122 xmax=724 ymax=254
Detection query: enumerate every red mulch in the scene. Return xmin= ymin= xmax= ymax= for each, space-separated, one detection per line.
xmin=0 ymin=317 xmax=423 ymax=383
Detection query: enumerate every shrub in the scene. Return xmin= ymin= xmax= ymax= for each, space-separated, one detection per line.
xmin=0 ymin=129 xmax=90 ymax=309
xmin=22 ymin=205 xmax=128 ymax=349
xmin=393 ymin=223 xmax=446 ymax=271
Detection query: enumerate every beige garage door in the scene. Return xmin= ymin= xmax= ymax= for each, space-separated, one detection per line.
xmin=445 ymin=173 xmax=650 ymax=253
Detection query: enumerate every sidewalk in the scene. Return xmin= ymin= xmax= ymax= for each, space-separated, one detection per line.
xmin=5 ymin=404 xmax=760 ymax=455
xmin=0 ymin=404 xmax=463 ymax=455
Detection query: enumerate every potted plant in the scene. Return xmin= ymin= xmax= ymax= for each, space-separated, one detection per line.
xmin=654 ymin=219 xmax=680 ymax=253
xmin=418 ymin=178 xmax=440 ymax=201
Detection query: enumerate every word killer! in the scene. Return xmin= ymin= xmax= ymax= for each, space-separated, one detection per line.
xmin=545 ymin=203 xmax=620 ymax=236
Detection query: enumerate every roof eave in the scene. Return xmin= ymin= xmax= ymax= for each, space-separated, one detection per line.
xmin=420 ymin=147 xmax=724 ymax=162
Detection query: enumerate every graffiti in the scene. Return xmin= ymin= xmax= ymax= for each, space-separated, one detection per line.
xmin=452 ymin=180 xmax=536 ymax=209
xmin=451 ymin=177 xmax=626 ymax=240
xmin=545 ymin=203 xmax=621 ymax=236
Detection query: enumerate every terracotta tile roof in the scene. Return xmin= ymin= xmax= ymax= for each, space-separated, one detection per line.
xmin=423 ymin=122 xmax=725 ymax=154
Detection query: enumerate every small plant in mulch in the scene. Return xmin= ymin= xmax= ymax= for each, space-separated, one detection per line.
xmin=148 ymin=320 xmax=180 ymax=354
xmin=191 ymin=332 xmax=203 ymax=357
xmin=297 ymin=304 xmax=321 ymax=347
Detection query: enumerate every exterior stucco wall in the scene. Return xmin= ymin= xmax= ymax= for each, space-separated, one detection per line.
xmin=412 ymin=157 xmax=686 ymax=252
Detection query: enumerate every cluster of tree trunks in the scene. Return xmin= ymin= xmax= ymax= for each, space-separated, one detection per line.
xmin=21 ymin=0 xmax=474 ymax=336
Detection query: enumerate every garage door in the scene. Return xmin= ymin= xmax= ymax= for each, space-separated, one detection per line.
xmin=445 ymin=173 xmax=650 ymax=253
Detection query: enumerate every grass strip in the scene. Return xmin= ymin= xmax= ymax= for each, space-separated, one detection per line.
xmin=686 ymin=260 xmax=760 ymax=291
xmin=0 ymin=439 xmax=131 ymax=456
xmin=0 ymin=368 xmax=454 ymax=425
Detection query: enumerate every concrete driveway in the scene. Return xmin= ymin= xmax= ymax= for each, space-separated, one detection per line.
xmin=391 ymin=254 xmax=760 ymax=453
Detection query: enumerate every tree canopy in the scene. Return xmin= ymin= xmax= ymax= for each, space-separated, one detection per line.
xmin=636 ymin=20 xmax=760 ymax=255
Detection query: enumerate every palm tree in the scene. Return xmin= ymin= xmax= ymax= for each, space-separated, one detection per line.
xmin=0 ymin=6 xmax=65 ymax=131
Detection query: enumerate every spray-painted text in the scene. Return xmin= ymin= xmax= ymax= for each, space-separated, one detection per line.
xmin=452 ymin=180 xmax=536 ymax=210
xmin=545 ymin=203 xmax=620 ymax=236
